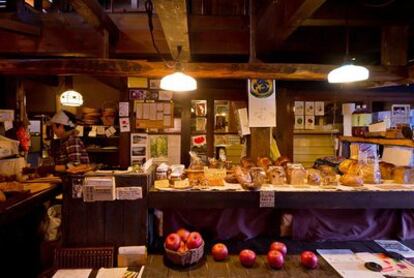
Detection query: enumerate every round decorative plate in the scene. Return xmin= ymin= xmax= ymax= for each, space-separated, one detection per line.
xmin=250 ymin=79 xmax=273 ymax=98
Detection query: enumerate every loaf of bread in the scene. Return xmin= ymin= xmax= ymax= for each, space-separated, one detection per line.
xmin=379 ymin=161 xmax=395 ymax=180
xmin=340 ymin=174 xmax=364 ymax=187
xmin=306 ymin=168 xmax=322 ymax=185
xmin=234 ymin=166 xmax=252 ymax=184
xmin=393 ymin=166 xmax=414 ymax=184
xmin=274 ymin=156 xmax=291 ymax=168
xmin=257 ymin=157 xmax=272 ymax=170
xmin=267 ymin=166 xmax=286 ymax=185
xmin=286 ymin=163 xmax=306 ymax=185
xmin=339 ymin=159 xmax=357 ymax=174
xmin=240 ymin=156 xmax=255 ymax=169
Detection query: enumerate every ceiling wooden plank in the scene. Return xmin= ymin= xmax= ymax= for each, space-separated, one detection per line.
xmin=275 ymin=0 xmax=327 ymax=44
xmin=0 ymin=18 xmax=40 ymax=36
xmin=0 ymin=59 xmax=405 ymax=83
xmin=301 ymin=18 xmax=397 ymax=27
xmin=152 ymin=0 xmax=190 ymax=61
xmin=69 ymin=0 xmax=119 ymax=44
xmin=381 ymin=25 xmax=408 ymax=66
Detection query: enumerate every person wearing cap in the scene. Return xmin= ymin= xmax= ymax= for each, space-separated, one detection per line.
xmin=50 ymin=110 xmax=89 ymax=170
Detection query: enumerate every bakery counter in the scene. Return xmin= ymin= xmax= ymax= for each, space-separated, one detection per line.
xmin=0 ymin=182 xmax=62 ymax=225
xmin=148 ymin=184 xmax=414 ymax=209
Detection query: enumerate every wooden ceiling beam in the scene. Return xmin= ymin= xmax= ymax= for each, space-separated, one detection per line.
xmin=0 ymin=18 xmax=40 ymax=36
xmin=152 ymin=0 xmax=190 ymax=61
xmin=69 ymin=0 xmax=119 ymax=44
xmin=381 ymin=25 xmax=408 ymax=66
xmin=274 ymin=0 xmax=327 ymax=44
xmin=0 ymin=59 xmax=405 ymax=83
xmin=301 ymin=18 xmax=397 ymax=27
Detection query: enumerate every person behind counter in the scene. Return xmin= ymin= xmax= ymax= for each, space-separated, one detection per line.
xmin=49 ymin=110 xmax=89 ymax=171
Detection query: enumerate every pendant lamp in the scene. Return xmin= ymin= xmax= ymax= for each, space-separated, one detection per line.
xmin=328 ymin=21 xmax=369 ymax=83
xmin=160 ymin=56 xmax=197 ymax=92
xmin=60 ymin=76 xmax=83 ymax=107
xmin=145 ymin=1 xmax=196 ymax=92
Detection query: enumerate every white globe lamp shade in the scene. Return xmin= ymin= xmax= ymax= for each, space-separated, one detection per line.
xmin=160 ymin=71 xmax=197 ymax=92
xmin=60 ymin=90 xmax=84 ymax=107
xmin=327 ymin=64 xmax=369 ymax=83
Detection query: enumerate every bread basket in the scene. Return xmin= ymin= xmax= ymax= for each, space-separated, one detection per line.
xmin=164 ymin=241 xmax=204 ymax=266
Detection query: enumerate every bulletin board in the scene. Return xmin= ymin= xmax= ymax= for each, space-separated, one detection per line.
xmin=134 ymin=101 xmax=174 ymax=129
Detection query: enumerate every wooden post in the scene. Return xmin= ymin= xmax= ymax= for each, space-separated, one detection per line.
xmin=119 ymin=77 xmax=129 ymax=168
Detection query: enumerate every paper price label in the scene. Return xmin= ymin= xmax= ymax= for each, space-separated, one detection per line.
xmin=260 ymin=191 xmax=275 ymax=208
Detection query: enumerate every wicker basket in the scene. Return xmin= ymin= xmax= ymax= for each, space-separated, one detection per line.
xmin=164 ymin=241 xmax=204 ymax=266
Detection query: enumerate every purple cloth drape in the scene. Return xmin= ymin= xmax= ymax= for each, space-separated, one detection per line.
xmin=163 ymin=208 xmax=280 ymax=240
xmin=162 ymin=209 xmax=414 ymax=241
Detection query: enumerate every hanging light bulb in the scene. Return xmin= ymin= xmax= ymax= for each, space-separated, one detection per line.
xmin=328 ymin=63 xmax=369 ymax=83
xmin=327 ymin=13 xmax=370 ymax=84
xmin=59 ymin=76 xmax=83 ymax=107
xmin=60 ymin=90 xmax=84 ymax=107
xmin=160 ymin=71 xmax=197 ymax=92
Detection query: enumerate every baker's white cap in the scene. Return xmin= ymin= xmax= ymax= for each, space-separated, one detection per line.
xmin=49 ymin=110 xmax=75 ymax=127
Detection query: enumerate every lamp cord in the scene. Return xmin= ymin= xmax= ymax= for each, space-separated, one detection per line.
xmin=145 ymin=0 xmax=179 ymax=68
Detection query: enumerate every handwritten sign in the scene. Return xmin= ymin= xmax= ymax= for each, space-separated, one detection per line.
xmin=260 ymin=191 xmax=275 ymax=208
xmin=116 ymin=187 xmax=143 ymax=200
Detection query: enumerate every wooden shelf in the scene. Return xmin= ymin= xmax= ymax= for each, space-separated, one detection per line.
xmin=339 ymin=136 xmax=414 ymax=148
xmin=294 ymin=129 xmax=341 ymax=135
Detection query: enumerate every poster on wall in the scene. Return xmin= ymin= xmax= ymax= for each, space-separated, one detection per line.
xmin=149 ymin=135 xmax=168 ymax=163
xmin=130 ymin=133 xmax=147 ymax=165
xmin=248 ymin=79 xmax=276 ymax=127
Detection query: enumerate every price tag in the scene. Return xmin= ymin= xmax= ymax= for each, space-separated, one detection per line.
xmin=260 ymin=191 xmax=275 ymax=208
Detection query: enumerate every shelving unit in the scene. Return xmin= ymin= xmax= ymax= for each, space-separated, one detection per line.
xmin=339 ymin=136 xmax=414 ymax=148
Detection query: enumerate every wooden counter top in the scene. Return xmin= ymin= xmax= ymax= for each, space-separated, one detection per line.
xmin=0 ymin=183 xmax=61 ymax=225
xmin=148 ymin=187 xmax=414 ymax=209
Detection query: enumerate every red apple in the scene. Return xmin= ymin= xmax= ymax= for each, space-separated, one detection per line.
xmin=239 ymin=249 xmax=256 ymax=268
xmin=176 ymin=228 xmax=190 ymax=242
xmin=267 ymin=250 xmax=284 ymax=269
xmin=211 ymin=243 xmax=228 ymax=261
xmin=165 ymin=233 xmax=181 ymax=251
xmin=178 ymin=241 xmax=188 ymax=254
xmin=186 ymin=232 xmax=203 ymax=249
xmin=269 ymin=242 xmax=287 ymax=256
xmin=300 ymin=251 xmax=318 ymax=269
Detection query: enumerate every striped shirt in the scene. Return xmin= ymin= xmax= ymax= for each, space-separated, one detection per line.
xmin=55 ymin=135 xmax=89 ymax=165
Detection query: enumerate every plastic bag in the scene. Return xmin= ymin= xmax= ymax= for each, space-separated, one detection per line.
xmin=358 ymin=151 xmax=381 ymax=184
xmin=42 ymin=204 xmax=62 ymax=241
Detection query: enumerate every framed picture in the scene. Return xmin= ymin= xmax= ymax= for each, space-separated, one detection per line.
xmin=315 ymin=101 xmax=325 ymax=116
xmin=294 ymin=101 xmax=304 ymax=116
xmin=305 ymin=102 xmax=315 ymax=116
xmin=305 ymin=116 xmax=315 ymax=129
xmin=129 ymin=89 xmax=148 ymax=100
xmin=295 ymin=116 xmax=304 ymax=129
xmin=149 ymin=79 xmax=161 ymax=89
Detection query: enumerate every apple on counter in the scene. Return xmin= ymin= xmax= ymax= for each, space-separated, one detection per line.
xmin=211 ymin=243 xmax=228 ymax=261
xmin=165 ymin=233 xmax=181 ymax=251
xmin=177 ymin=228 xmax=190 ymax=242
xmin=186 ymin=232 xmax=203 ymax=249
xmin=267 ymin=250 xmax=284 ymax=269
xmin=269 ymin=241 xmax=287 ymax=257
xmin=239 ymin=249 xmax=256 ymax=267
xmin=300 ymin=251 xmax=318 ymax=269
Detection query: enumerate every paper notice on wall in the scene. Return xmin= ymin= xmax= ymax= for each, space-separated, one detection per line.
xmin=248 ymin=79 xmax=276 ymax=127
xmin=259 ymin=191 xmax=275 ymax=207
xmin=119 ymin=102 xmax=129 ymax=117
xmin=4 ymin=121 xmax=13 ymax=131
xmin=237 ymin=108 xmax=250 ymax=135
xmin=168 ymin=135 xmax=181 ymax=164
xmin=120 ymin=118 xmax=130 ymax=133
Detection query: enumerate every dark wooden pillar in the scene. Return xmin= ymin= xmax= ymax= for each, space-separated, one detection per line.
xmin=275 ymin=88 xmax=294 ymax=160
xmin=119 ymin=77 xmax=129 ymax=168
